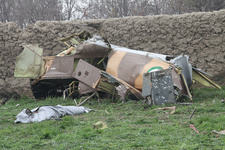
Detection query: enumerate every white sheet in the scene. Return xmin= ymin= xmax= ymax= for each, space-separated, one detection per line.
xmin=15 ymin=105 xmax=92 ymax=123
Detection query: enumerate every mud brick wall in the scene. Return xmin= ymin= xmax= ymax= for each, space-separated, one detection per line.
xmin=101 ymin=9 xmax=225 ymax=74
xmin=0 ymin=9 xmax=224 ymax=98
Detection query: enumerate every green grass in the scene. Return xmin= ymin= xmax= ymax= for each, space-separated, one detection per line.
xmin=0 ymin=87 xmax=225 ymax=150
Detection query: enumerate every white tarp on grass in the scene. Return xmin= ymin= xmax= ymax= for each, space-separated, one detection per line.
xmin=15 ymin=105 xmax=92 ymax=123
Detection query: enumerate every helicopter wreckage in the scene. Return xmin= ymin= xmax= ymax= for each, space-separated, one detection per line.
xmin=14 ymin=32 xmax=221 ymax=105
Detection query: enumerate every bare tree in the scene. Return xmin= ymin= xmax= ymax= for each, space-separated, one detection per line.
xmin=0 ymin=0 xmax=14 ymax=22
xmin=0 ymin=0 xmax=224 ymax=27
xmin=86 ymin=0 xmax=156 ymax=18
xmin=12 ymin=0 xmax=64 ymax=28
xmin=62 ymin=0 xmax=89 ymax=20
xmin=188 ymin=0 xmax=225 ymax=12
xmin=0 ymin=0 xmax=64 ymax=28
xmin=85 ymin=0 xmax=225 ymax=19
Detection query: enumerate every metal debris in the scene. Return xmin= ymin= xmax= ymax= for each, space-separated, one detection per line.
xmin=14 ymin=31 xmax=221 ymax=105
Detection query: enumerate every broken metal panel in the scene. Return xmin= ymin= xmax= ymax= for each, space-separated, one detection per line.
xmin=142 ymin=68 xmax=176 ymax=105
xmin=73 ymin=59 xmax=101 ymax=88
xmin=59 ymin=30 xmax=91 ymax=52
xmin=171 ymin=67 xmax=183 ymax=91
xmin=43 ymin=55 xmax=74 ymax=79
xmin=106 ymin=50 xmax=171 ymax=90
xmin=151 ymin=69 xmax=176 ymax=105
xmin=171 ymin=67 xmax=189 ymax=96
xmin=193 ymin=67 xmax=212 ymax=77
xmin=14 ymin=44 xmax=45 ymax=79
xmin=74 ymin=42 xmax=111 ymax=58
xmin=116 ymin=85 xmax=129 ymax=101
xmin=172 ymin=55 xmax=192 ymax=88
xmin=192 ymin=68 xmax=221 ymax=89
xmin=97 ymin=76 xmax=129 ymax=101
xmin=142 ymin=73 xmax=152 ymax=98
xmin=97 ymin=72 xmax=122 ymax=98
xmin=142 ymin=67 xmax=190 ymax=102
xmin=101 ymin=71 xmax=144 ymax=100
xmin=97 ymin=78 xmax=118 ymax=96
xmin=78 ymin=82 xmax=96 ymax=95
xmin=57 ymin=46 xmax=75 ymax=56
xmin=180 ymin=73 xmax=193 ymax=101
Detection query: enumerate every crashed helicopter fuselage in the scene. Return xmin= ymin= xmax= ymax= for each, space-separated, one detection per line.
xmin=14 ymin=34 xmax=221 ymax=105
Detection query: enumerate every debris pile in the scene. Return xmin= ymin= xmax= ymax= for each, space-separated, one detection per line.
xmin=14 ymin=32 xmax=221 ymax=105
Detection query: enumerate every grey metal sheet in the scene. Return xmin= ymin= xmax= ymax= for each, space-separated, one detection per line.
xmin=151 ymin=69 xmax=176 ymax=105
xmin=173 ymin=55 xmax=192 ymax=88
xmin=142 ymin=73 xmax=152 ymax=97
xmin=78 ymin=82 xmax=96 ymax=95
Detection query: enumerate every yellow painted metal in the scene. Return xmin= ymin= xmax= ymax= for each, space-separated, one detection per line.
xmin=57 ymin=46 xmax=75 ymax=56
xmin=63 ymin=42 xmax=70 ymax=47
xmin=97 ymin=57 xmax=106 ymax=65
xmin=106 ymin=51 xmax=127 ymax=77
xmin=68 ymin=81 xmax=79 ymax=96
xmin=97 ymin=79 xmax=116 ymax=95
xmin=193 ymin=69 xmax=221 ymax=89
xmin=180 ymin=73 xmax=193 ymax=101
xmin=57 ymin=35 xmax=80 ymax=56
xmin=14 ymin=44 xmax=45 ymax=79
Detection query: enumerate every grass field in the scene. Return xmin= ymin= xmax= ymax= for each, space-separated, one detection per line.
xmin=0 ymin=87 xmax=225 ymax=150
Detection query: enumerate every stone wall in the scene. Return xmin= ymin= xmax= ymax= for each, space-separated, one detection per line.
xmin=0 ymin=9 xmax=224 ymax=98
xmin=101 ymin=10 xmax=225 ymax=73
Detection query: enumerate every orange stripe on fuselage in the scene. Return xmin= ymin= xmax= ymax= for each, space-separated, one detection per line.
xmin=134 ymin=58 xmax=170 ymax=89
xmin=106 ymin=51 xmax=127 ymax=77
